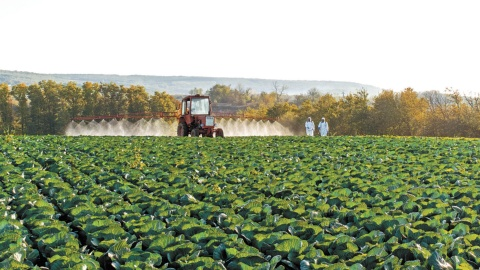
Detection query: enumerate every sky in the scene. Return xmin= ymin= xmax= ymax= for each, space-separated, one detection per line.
xmin=1 ymin=0 xmax=479 ymax=94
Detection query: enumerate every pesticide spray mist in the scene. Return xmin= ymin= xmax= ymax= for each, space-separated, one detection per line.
xmin=65 ymin=118 xmax=293 ymax=136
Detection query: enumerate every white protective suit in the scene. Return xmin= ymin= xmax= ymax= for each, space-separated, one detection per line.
xmin=305 ymin=118 xmax=315 ymax=136
xmin=318 ymin=117 xmax=329 ymax=136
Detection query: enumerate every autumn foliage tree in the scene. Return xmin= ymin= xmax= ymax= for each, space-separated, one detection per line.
xmin=423 ymin=89 xmax=480 ymax=137
xmin=397 ymin=88 xmax=428 ymax=136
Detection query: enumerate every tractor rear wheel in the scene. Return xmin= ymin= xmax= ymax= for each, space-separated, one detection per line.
xmin=177 ymin=123 xmax=188 ymax=136
xmin=216 ymin=129 xmax=224 ymax=138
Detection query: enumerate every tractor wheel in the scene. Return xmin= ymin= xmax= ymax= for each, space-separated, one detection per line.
xmin=177 ymin=123 xmax=188 ymax=136
xmin=216 ymin=129 xmax=224 ymax=138
xmin=191 ymin=129 xmax=200 ymax=137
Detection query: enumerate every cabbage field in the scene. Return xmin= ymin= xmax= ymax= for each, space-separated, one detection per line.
xmin=1 ymin=135 xmax=480 ymax=269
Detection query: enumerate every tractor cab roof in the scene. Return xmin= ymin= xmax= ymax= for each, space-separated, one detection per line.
xmin=182 ymin=94 xmax=210 ymax=102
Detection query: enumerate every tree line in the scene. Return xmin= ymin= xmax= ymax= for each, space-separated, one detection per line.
xmin=251 ymin=87 xmax=480 ymax=137
xmin=1 ymin=80 xmax=479 ymax=137
xmin=0 ymin=81 xmax=179 ymax=135
xmin=203 ymin=84 xmax=480 ymax=137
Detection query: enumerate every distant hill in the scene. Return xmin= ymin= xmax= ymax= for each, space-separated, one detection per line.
xmin=0 ymin=69 xmax=382 ymax=96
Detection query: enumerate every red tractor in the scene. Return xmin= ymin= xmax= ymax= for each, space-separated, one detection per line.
xmin=177 ymin=94 xmax=224 ymax=137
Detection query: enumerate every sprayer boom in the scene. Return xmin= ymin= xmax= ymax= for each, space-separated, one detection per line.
xmin=72 ymin=111 xmax=275 ymax=122
xmin=71 ymin=111 xmax=179 ymax=121
xmin=71 ymin=94 xmax=280 ymax=137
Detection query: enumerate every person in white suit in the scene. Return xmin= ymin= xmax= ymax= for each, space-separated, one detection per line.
xmin=305 ymin=117 xmax=315 ymax=136
xmin=318 ymin=117 xmax=329 ymax=136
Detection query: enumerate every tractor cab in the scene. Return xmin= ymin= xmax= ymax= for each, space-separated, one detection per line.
xmin=177 ymin=94 xmax=224 ymax=137
xmin=181 ymin=96 xmax=210 ymax=115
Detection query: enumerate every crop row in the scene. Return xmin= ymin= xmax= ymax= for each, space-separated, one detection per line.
xmin=1 ymin=135 xmax=480 ymax=269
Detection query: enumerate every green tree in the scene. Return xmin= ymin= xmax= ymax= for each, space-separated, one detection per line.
xmin=39 ymin=80 xmax=63 ymax=134
xmin=313 ymin=93 xmax=338 ymax=120
xmin=207 ymin=84 xmax=232 ymax=103
xmin=335 ymin=90 xmax=370 ymax=135
xmin=266 ymin=102 xmax=298 ymax=119
xmin=55 ymin=81 xmax=86 ymax=131
xmin=149 ymin=91 xmax=179 ymax=112
xmin=0 ymin=83 xmax=14 ymax=133
xmin=27 ymin=83 xmax=45 ymax=134
xmin=11 ymin=83 xmax=29 ymax=134
xmin=61 ymin=81 xmax=86 ymax=119
xmin=98 ymin=83 xmax=126 ymax=115
xmin=307 ymin=88 xmax=321 ymax=101
xmin=371 ymin=90 xmax=401 ymax=135
xmin=125 ymin=85 xmax=150 ymax=114
xmin=230 ymin=84 xmax=253 ymax=105
xmin=82 ymin=82 xmax=101 ymax=116
xmin=189 ymin=88 xmax=203 ymax=95
xmin=293 ymin=94 xmax=307 ymax=106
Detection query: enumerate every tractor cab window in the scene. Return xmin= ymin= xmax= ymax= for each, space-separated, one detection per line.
xmin=190 ymin=98 xmax=210 ymax=115
xmin=182 ymin=100 xmax=191 ymax=115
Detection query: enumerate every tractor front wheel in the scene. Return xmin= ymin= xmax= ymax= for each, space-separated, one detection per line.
xmin=216 ymin=129 xmax=224 ymax=138
xmin=177 ymin=123 xmax=188 ymax=136
xmin=191 ymin=129 xmax=200 ymax=137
